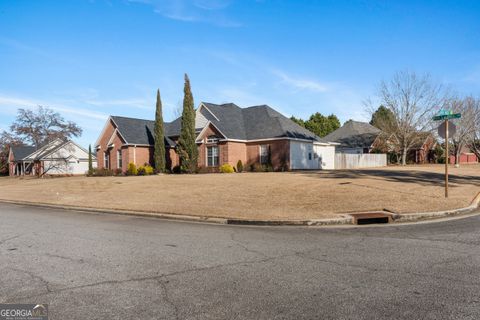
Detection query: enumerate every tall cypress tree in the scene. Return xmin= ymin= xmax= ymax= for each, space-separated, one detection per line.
xmin=88 ymin=144 xmax=93 ymax=175
xmin=177 ymin=74 xmax=198 ymax=173
xmin=153 ymin=89 xmax=166 ymax=173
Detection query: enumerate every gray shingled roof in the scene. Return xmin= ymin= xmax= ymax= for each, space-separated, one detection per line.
xmin=324 ymin=121 xmax=381 ymax=149
xmin=110 ymin=102 xmax=328 ymax=146
xmin=201 ymin=102 xmax=326 ymax=142
xmin=10 ymin=145 xmax=36 ymax=160
xmin=110 ymin=116 xmax=177 ymax=147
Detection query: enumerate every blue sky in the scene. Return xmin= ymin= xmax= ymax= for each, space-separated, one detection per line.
xmin=1 ymin=0 xmax=479 ymax=147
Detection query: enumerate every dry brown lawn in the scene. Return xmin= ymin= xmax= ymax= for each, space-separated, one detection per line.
xmin=1 ymin=164 xmax=479 ymax=220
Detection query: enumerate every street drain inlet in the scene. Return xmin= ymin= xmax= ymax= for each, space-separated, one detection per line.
xmin=349 ymin=212 xmax=393 ymax=225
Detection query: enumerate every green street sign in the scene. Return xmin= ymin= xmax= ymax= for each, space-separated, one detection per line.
xmin=433 ymin=109 xmax=461 ymax=121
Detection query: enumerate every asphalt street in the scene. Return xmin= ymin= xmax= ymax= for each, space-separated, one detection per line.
xmin=0 ymin=203 xmax=479 ymax=320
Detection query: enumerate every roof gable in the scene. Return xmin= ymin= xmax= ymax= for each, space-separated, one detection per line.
xmin=199 ymin=102 xmax=326 ymax=142
xmin=105 ymin=102 xmax=330 ymax=146
xmin=324 ymin=121 xmax=381 ymax=149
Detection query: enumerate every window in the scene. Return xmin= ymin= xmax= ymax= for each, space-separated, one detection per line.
xmin=308 ymin=152 xmax=312 ymax=160
xmin=207 ymin=146 xmax=219 ymax=167
xmin=260 ymin=145 xmax=269 ymax=164
xmin=117 ymin=150 xmax=122 ymax=169
xmin=206 ymin=135 xmax=219 ymax=144
xmin=104 ymin=152 xmax=110 ymax=169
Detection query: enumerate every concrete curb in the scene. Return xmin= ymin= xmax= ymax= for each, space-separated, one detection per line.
xmin=0 ymin=192 xmax=479 ymax=226
xmin=0 ymin=199 xmax=229 ymax=224
xmin=391 ymin=191 xmax=480 ymax=223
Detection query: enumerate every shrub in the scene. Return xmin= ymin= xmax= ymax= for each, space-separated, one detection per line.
xmin=219 ymin=164 xmax=234 ymax=173
xmin=114 ymin=168 xmax=123 ymax=176
xmin=251 ymin=163 xmax=264 ymax=172
xmin=172 ymin=165 xmax=181 ymax=174
xmin=236 ymin=160 xmax=243 ymax=173
xmin=126 ymin=162 xmax=137 ymax=176
xmin=137 ymin=165 xmax=146 ymax=176
xmin=144 ymin=164 xmax=154 ymax=175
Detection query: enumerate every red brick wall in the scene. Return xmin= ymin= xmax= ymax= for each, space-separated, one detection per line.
xmin=126 ymin=146 xmax=153 ymax=168
xmin=224 ymin=142 xmax=247 ymax=167
xmin=96 ymin=120 xmax=117 ymax=169
xmin=246 ymin=140 xmax=290 ymax=170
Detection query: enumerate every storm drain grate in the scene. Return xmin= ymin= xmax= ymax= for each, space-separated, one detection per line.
xmin=349 ymin=212 xmax=393 ymax=225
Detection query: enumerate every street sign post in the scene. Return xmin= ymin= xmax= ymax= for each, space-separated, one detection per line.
xmin=433 ymin=110 xmax=461 ymax=198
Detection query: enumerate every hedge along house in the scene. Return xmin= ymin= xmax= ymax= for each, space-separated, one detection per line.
xmin=95 ymin=102 xmax=337 ymax=172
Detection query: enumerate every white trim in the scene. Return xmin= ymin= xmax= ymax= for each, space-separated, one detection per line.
xmin=95 ymin=117 xmax=129 ymax=147
xmin=25 ymin=138 xmax=63 ymax=160
xmin=195 ymin=121 xmax=228 ymax=143
xmin=107 ymin=128 xmax=119 ymax=145
xmin=108 ymin=118 xmax=129 ymax=144
xmin=95 ymin=116 xmax=113 ymax=147
xmin=206 ymin=144 xmax=219 ymax=167
xmin=218 ymin=136 xmax=333 ymax=146
xmin=198 ymin=103 xmax=220 ymax=122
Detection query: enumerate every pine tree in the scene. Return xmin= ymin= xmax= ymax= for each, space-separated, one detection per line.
xmin=177 ymin=74 xmax=198 ymax=173
xmin=153 ymin=89 xmax=166 ymax=173
xmin=88 ymin=144 xmax=93 ymax=175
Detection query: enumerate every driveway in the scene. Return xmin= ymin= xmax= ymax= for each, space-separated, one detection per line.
xmin=0 ymin=203 xmax=479 ymax=319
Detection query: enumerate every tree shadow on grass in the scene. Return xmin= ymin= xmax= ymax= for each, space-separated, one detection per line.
xmin=293 ymin=168 xmax=480 ymax=187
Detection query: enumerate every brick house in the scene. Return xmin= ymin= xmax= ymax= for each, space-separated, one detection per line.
xmin=95 ymin=102 xmax=337 ymax=171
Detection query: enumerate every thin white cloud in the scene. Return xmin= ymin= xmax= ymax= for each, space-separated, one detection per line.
xmin=0 ymin=94 xmax=108 ymax=120
xmin=85 ymin=98 xmax=152 ymax=110
xmin=126 ymin=0 xmax=242 ymax=27
xmin=272 ymin=69 xmax=329 ymax=93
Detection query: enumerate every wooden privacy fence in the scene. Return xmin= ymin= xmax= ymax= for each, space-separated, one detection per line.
xmin=335 ymin=153 xmax=387 ymax=169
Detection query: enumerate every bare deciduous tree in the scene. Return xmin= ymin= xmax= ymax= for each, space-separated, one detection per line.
xmin=446 ymin=96 xmax=478 ymax=165
xmin=0 ymin=131 xmax=23 ymax=175
xmin=376 ymin=71 xmax=446 ymax=165
xmin=465 ymin=97 xmax=480 ymax=159
xmin=10 ymin=106 xmax=82 ymax=148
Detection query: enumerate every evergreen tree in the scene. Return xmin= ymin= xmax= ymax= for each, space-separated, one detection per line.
xmin=304 ymin=112 xmax=340 ymax=137
xmin=291 ymin=113 xmax=340 ymax=137
xmin=290 ymin=116 xmax=306 ymax=128
xmin=88 ymin=144 xmax=93 ymax=175
xmin=370 ymin=105 xmax=396 ymax=131
xmin=177 ymin=74 xmax=198 ymax=173
xmin=153 ymin=89 xmax=166 ymax=173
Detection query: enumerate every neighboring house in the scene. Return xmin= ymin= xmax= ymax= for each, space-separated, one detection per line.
xmin=449 ymin=146 xmax=478 ymax=164
xmin=95 ymin=102 xmax=338 ymax=171
xmin=9 ymin=139 xmax=96 ymax=176
xmin=324 ymin=121 xmax=384 ymax=154
xmin=8 ymin=145 xmax=36 ymax=176
xmin=325 ymin=121 xmax=437 ymax=164
xmin=407 ymin=132 xmax=436 ymax=164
